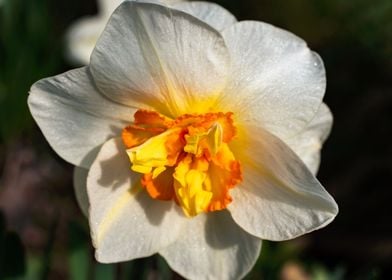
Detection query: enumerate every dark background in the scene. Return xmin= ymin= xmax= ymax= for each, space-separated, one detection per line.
xmin=1 ymin=0 xmax=391 ymax=279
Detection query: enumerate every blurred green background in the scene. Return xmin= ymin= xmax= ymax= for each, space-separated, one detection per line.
xmin=0 ymin=0 xmax=391 ymax=279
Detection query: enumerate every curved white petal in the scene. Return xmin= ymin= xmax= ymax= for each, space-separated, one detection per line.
xmin=73 ymin=167 xmax=90 ymax=216
xmin=228 ymin=126 xmax=338 ymax=241
xmin=172 ymin=1 xmax=237 ymax=31
xmin=285 ymin=103 xmax=333 ymax=174
xmin=66 ymin=17 xmax=107 ymax=65
xmin=160 ymin=210 xmax=261 ymax=280
xmin=90 ymin=1 xmax=229 ymax=117
xmin=221 ymin=21 xmax=326 ymax=139
xmin=87 ymin=138 xmax=186 ymax=263
xmin=28 ymin=67 xmax=134 ymax=168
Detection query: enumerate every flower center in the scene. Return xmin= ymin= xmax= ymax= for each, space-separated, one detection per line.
xmin=122 ymin=109 xmax=242 ymax=217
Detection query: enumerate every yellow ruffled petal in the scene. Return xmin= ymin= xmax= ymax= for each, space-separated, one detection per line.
xmin=184 ymin=122 xmax=223 ymax=156
xmin=122 ymin=109 xmax=242 ymax=217
xmin=126 ymin=128 xmax=181 ymax=173
xmin=173 ymin=155 xmax=212 ymax=217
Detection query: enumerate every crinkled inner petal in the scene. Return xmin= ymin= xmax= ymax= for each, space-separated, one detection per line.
xmin=87 ymin=138 xmax=186 ymax=263
xmin=28 ymin=67 xmax=133 ymax=168
xmin=221 ymin=21 xmax=326 ymax=140
xmin=228 ymin=125 xmax=338 ymax=241
xmin=159 ymin=210 xmax=261 ymax=280
xmin=90 ymin=1 xmax=230 ymax=117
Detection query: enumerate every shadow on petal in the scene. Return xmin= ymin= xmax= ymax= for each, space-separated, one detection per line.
xmin=95 ymin=138 xmax=134 ymax=190
xmin=204 ymin=210 xmax=238 ymax=249
xmin=77 ymin=123 xmax=131 ymax=169
xmin=87 ymin=137 xmax=184 ymax=235
xmin=134 ymin=190 xmax=178 ymax=226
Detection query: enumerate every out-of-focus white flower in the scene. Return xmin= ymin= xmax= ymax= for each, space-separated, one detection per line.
xmin=66 ymin=0 xmax=124 ymax=65
xmin=30 ymin=1 xmax=338 ymax=279
xmin=66 ymin=0 xmax=186 ymax=65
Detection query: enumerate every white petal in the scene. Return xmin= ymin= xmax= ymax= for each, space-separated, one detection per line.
xmin=73 ymin=167 xmax=90 ymax=216
xmin=87 ymin=138 xmax=186 ymax=263
xmin=228 ymin=126 xmax=338 ymax=241
xmin=136 ymin=0 xmax=186 ymax=5
xmin=66 ymin=17 xmax=107 ymax=65
xmin=221 ymin=21 xmax=326 ymax=139
xmin=28 ymin=67 xmax=133 ymax=168
xmin=99 ymin=0 xmax=188 ymax=16
xmin=98 ymin=0 xmax=124 ymax=17
xmin=90 ymin=1 xmax=229 ymax=117
xmin=160 ymin=210 xmax=261 ymax=280
xmin=172 ymin=1 xmax=237 ymax=31
xmin=285 ymin=103 xmax=333 ymax=174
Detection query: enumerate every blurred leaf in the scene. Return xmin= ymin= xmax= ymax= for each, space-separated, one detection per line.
xmin=156 ymin=255 xmax=173 ymax=280
xmin=121 ymin=259 xmax=151 ymax=280
xmin=312 ymin=264 xmax=345 ymax=280
xmin=39 ymin=211 xmax=58 ymax=279
xmin=25 ymin=255 xmax=45 ymax=280
xmin=94 ymin=263 xmax=115 ymax=280
xmin=68 ymin=222 xmax=90 ymax=280
xmin=245 ymin=240 xmax=302 ymax=279
xmin=0 ymin=0 xmax=63 ymax=140
xmin=120 ymin=262 xmax=134 ymax=280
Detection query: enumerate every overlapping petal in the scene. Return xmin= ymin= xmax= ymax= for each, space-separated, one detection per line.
xmin=28 ymin=67 xmax=133 ymax=168
xmin=87 ymin=138 xmax=186 ymax=262
xmin=285 ymin=103 xmax=333 ymax=174
xmin=172 ymin=1 xmax=237 ymax=31
xmin=160 ymin=210 xmax=261 ymax=280
xmin=73 ymin=167 xmax=90 ymax=216
xmin=221 ymin=21 xmax=326 ymax=140
xmin=90 ymin=1 xmax=230 ymax=117
xmin=228 ymin=126 xmax=338 ymax=240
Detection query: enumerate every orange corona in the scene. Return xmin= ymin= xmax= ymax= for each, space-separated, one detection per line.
xmin=122 ymin=109 xmax=242 ymax=217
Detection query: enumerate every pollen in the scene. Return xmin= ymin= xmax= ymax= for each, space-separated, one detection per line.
xmin=122 ymin=109 xmax=242 ymax=217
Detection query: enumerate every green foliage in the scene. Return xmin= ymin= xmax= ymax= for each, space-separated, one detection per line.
xmin=245 ymin=241 xmax=301 ymax=279
xmin=94 ymin=263 xmax=115 ymax=280
xmin=68 ymin=222 xmax=90 ymax=280
xmin=311 ymin=264 xmax=345 ymax=280
xmin=0 ymin=0 xmax=62 ymax=141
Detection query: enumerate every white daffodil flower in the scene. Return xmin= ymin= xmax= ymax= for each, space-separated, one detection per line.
xmin=29 ymin=1 xmax=338 ymax=279
xmin=66 ymin=0 xmax=185 ymax=65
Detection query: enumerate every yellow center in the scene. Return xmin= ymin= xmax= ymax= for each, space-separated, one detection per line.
xmin=122 ymin=110 xmax=242 ymax=217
